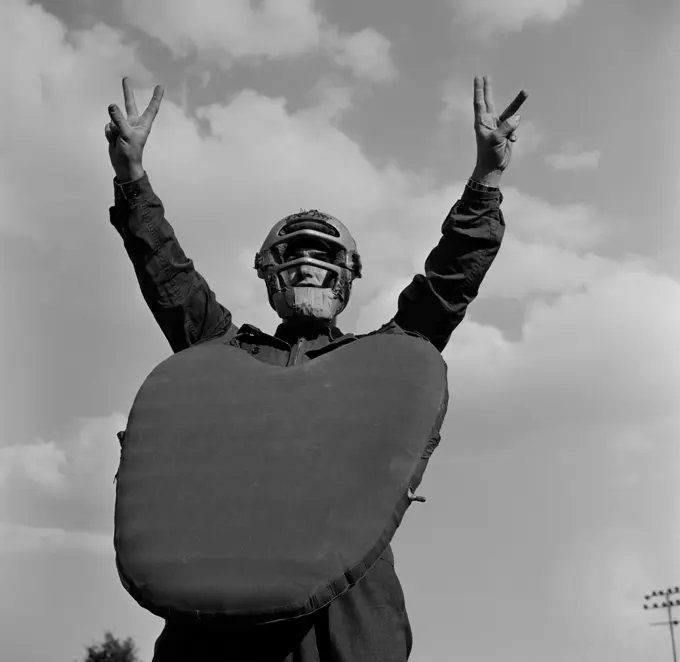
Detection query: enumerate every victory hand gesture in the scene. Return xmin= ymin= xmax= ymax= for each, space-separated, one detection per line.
xmin=472 ymin=75 xmax=528 ymax=187
xmin=105 ymin=77 xmax=165 ymax=182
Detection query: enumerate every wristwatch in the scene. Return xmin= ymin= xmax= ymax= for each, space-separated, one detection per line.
xmin=466 ymin=178 xmax=499 ymax=193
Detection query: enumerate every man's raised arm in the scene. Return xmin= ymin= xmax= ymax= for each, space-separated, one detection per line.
xmin=106 ymin=78 xmax=234 ymax=353
xmin=393 ymin=76 xmax=528 ymax=352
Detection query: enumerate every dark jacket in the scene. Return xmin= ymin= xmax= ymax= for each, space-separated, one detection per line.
xmin=109 ymin=173 xmax=505 ymax=661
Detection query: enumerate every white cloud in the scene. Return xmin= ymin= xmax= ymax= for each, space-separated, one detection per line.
xmin=500 ymin=186 xmax=607 ymax=249
xmin=510 ymin=119 xmax=542 ymax=159
xmin=0 ymin=0 xmax=153 ymax=243
xmin=0 ymin=414 xmax=127 ymax=534
xmin=442 ymin=265 xmax=680 ymax=447
xmin=483 ymin=237 xmax=617 ymax=299
xmin=120 ymin=0 xmax=322 ymax=61
xmin=119 ymin=0 xmax=397 ymax=82
xmin=355 ymin=278 xmax=413 ymax=333
xmin=323 ymin=27 xmax=398 ymax=82
xmin=439 ymin=78 xmax=471 ymax=123
xmin=0 ymin=440 xmax=68 ymax=491
xmin=452 ymin=0 xmax=582 ymax=36
xmin=546 ymin=147 xmax=602 ymax=171
xmin=304 ymin=78 xmax=356 ymax=124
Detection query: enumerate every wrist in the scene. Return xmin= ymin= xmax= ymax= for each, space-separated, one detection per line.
xmin=470 ymin=168 xmax=502 ymax=189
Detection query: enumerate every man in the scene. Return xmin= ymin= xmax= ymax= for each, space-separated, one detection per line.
xmin=106 ymin=75 xmax=527 ymax=661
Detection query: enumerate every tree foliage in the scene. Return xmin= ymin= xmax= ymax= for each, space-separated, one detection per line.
xmin=78 ymin=631 xmax=140 ymax=662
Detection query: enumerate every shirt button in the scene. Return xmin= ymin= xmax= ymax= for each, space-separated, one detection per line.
xmin=251 ymin=346 xmax=260 ymax=354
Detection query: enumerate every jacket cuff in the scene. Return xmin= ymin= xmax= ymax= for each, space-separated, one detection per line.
xmin=113 ymin=172 xmax=151 ymax=205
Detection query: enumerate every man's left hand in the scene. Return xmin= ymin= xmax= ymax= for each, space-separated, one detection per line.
xmin=472 ymin=75 xmax=528 ymax=188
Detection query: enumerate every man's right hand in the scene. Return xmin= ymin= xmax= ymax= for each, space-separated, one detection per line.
xmin=105 ymin=77 xmax=164 ymax=183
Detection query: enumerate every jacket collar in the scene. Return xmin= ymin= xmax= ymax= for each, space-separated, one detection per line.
xmin=275 ymin=321 xmax=346 ymax=344
xmin=235 ymin=322 xmax=351 ymax=347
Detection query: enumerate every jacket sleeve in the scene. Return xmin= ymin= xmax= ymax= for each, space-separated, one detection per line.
xmin=109 ymin=172 xmax=235 ymax=353
xmin=393 ymin=184 xmax=505 ymax=353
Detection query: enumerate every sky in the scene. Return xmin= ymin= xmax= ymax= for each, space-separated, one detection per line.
xmin=1 ymin=0 xmax=679 ymax=660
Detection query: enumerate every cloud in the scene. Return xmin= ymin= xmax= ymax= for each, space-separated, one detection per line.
xmin=120 ymin=0 xmax=322 ymax=61
xmin=0 ymin=0 xmax=153 ymax=243
xmin=0 ymin=440 xmax=68 ymax=491
xmin=452 ymin=0 xmax=582 ymax=36
xmin=509 ymin=119 xmax=542 ymax=159
xmin=0 ymin=414 xmax=127 ymax=534
xmin=119 ymin=0 xmax=397 ymax=82
xmin=546 ymin=147 xmax=602 ymax=171
xmin=482 ymin=238 xmax=618 ymax=299
xmin=305 ymin=79 xmax=356 ymax=123
xmin=441 ymin=265 xmax=680 ymax=448
xmin=322 ymin=27 xmax=398 ymax=83
xmin=500 ymin=186 xmax=607 ymax=249
xmin=439 ymin=78 xmax=472 ymax=123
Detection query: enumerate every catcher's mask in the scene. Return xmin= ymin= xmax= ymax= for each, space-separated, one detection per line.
xmin=254 ymin=210 xmax=362 ymax=321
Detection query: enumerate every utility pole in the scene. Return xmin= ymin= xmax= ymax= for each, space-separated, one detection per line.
xmin=643 ymin=586 xmax=680 ymax=662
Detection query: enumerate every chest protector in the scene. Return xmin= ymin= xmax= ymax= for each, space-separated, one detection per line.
xmin=113 ymin=333 xmax=448 ymax=626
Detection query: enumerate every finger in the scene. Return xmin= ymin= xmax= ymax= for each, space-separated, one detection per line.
xmin=108 ymin=104 xmax=130 ymax=137
xmin=484 ymin=75 xmax=496 ymax=115
xmin=122 ymin=77 xmax=139 ymax=117
xmin=497 ymin=114 xmax=521 ymax=137
xmin=140 ymin=84 xmax=165 ymax=126
xmin=104 ymin=122 xmax=118 ymax=144
xmin=473 ymin=76 xmax=485 ymax=117
xmin=499 ymin=89 xmax=528 ymax=123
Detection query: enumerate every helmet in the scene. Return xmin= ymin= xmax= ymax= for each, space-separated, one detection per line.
xmin=254 ymin=209 xmax=362 ymax=320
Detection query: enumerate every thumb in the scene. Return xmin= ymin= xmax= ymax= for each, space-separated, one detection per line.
xmin=108 ymin=104 xmax=130 ymax=136
xmin=497 ymin=114 xmax=521 ymax=138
